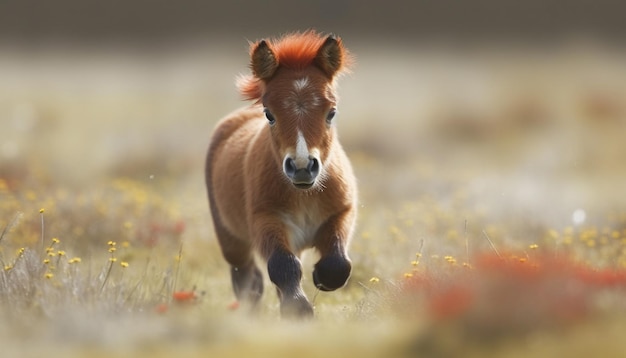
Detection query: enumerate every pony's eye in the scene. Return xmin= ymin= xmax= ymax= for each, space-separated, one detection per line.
xmin=326 ymin=108 xmax=337 ymax=123
xmin=264 ymin=108 xmax=276 ymax=125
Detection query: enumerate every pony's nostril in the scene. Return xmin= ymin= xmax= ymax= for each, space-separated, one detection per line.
xmin=284 ymin=157 xmax=297 ymax=178
xmin=308 ymin=158 xmax=320 ymax=177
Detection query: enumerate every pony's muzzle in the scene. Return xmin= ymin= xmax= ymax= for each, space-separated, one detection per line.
xmin=283 ymin=156 xmax=319 ymax=189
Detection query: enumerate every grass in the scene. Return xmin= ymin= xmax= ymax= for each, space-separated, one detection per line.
xmin=1 ymin=41 xmax=626 ymax=357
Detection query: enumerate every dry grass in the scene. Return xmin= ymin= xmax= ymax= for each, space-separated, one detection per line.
xmin=1 ymin=40 xmax=626 ymax=357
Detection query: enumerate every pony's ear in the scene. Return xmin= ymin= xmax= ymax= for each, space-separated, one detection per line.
xmin=315 ymin=35 xmax=344 ymax=78
xmin=251 ymin=40 xmax=278 ymax=81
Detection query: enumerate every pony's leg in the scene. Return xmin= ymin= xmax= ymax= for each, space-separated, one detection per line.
xmin=313 ymin=211 xmax=354 ymax=291
xmin=214 ymin=226 xmax=264 ymax=307
xmin=230 ymin=263 xmax=263 ymax=305
xmin=267 ymin=247 xmax=314 ymax=318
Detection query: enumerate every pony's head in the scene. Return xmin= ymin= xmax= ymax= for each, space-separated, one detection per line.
xmin=238 ymin=31 xmax=352 ymax=190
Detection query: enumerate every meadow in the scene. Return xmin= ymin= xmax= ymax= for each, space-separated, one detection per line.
xmin=1 ymin=39 xmax=626 ymax=357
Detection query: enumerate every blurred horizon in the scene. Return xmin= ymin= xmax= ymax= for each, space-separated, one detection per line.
xmin=1 ymin=0 xmax=625 ymax=48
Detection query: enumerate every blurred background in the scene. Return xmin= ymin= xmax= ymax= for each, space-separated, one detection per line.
xmin=1 ymin=0 xmax=625 ymax=243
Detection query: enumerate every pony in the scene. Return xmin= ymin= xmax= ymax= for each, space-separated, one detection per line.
xmin=205 ymin=30 xmax=357 ymax=318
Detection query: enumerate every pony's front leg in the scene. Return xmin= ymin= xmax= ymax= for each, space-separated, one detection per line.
xmin=254 ymin=214 xmax=313 ymax=318
xmin=267 ymin=247 xmax=314 ymax=318
xmin=313 ymin=210 xmax=354 ymax=291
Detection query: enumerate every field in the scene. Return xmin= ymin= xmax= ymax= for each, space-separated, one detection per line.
xmin=1 ymin=39 xmax=626 ymax=357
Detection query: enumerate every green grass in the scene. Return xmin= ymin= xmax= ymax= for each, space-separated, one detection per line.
xmin=1 ymin=42 xmax=626 ymax=357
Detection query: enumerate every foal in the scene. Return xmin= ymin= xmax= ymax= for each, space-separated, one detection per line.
xmin=205 ymin=31 xmax=357 ymax=318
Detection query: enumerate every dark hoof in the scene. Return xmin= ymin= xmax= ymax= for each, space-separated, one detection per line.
xmin=313 ymin=255 xmax=352 ymax=291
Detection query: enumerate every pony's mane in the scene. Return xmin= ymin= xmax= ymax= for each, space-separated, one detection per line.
xmin=237 ymin=30 xmax=352 ymax=102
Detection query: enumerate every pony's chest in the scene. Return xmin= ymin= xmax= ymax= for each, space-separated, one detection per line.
xmin=280 ymin=204 xmax=326 ymax=253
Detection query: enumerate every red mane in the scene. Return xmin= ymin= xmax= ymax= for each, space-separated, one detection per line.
xmin=237 ymin=30 xmax=352 ymax=101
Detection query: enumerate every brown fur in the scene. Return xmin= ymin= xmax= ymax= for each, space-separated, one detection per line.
xmin=206 ymin=31 xmax=357 ymax=318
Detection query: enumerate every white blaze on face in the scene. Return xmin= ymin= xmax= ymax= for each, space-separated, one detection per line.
xmin=294 ymin=130 xmax=310 ymax=168
xmin=281 ymin=76 xmax=324 ymax=176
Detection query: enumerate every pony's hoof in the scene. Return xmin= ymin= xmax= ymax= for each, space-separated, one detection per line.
xmin=313 ymin=255 xmax=352 ymax=291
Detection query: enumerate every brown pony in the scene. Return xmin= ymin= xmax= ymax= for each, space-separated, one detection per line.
xmin=205 ymin=31 xmax=357 ymax=318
